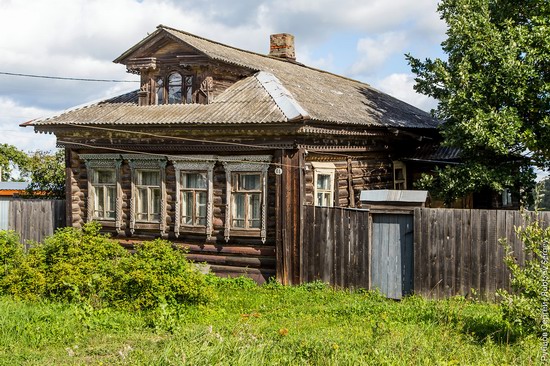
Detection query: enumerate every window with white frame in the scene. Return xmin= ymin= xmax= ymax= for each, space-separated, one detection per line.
xmin=393 ymin=161 xmax=407 ymax=190
xmin=80 ymin=154 xmax=122 ymax=233
xmin=93 ymin=169 xmax=117 ymax=219
xmin=136 ymin=170 xmax=161 ymax=222
xmin=181 ymin=172 xmax=208 ymax=226
xmin=232 ymin=173 xmax=262 ymax=229
xmin=312 ymin=162 xmax=336 ymax=207
xmin=222 ymin=156 xmax=271 ymax=243
xmin=124 ymin=155 xmax=167 ymax=235
xmin=172 ymin=157 xmax=215 ymax=238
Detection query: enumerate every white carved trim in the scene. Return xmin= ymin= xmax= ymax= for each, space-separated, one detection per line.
xmin=124 ymin=155 xmax=167 ymax=235
xmin=80 ymin=154 xmax=122 ymax=230
xmin=222 ymin=155 xmax=272 ymax=243
xmin=172 ymin=158 xmax=216 ymax=239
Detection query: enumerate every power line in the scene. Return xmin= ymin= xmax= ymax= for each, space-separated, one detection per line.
xmin=57 ymin=139 xmax=299 ymax=169
xmin=65 ymin=123 xmax=354 ymax=159
xmin=0 ymin=71 xmax=138 ymax=83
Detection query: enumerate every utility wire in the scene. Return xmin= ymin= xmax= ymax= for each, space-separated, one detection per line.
xmin=57 ymin=140 xmax=300 ymax=169
xmin=0 ymin=71 xmax=138 ymax=83
xmin=65 ymin=123 xmax=355 ymax=159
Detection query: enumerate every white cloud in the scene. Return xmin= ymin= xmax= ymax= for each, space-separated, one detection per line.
xmin=349 ymin=32 xmax=408 ymax=76
xmin=375 ymin=73 xmax=438 ymax=112
xmin=0 ymin=97 xmax=57 ymax=152
xmin=0 ymin=0 xmax=446 ymax=153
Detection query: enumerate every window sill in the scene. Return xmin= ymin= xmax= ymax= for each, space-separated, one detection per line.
xmin=229 ymin=229 xmax=262 ymax=237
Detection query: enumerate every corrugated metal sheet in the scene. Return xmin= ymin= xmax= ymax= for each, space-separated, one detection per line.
xmin=405 ymin=144 xmax=462 ymax=162
xmin=0 ymin=182 xmax=29 ymax=191
xmin=29 ymin=25 xmax=440 ymax=130
xmin=360 ymin=189 xmax=428 ymax=203
xmin=0 ymin=200 xmax=9 ymax=230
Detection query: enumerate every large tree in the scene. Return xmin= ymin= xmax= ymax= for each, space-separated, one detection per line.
xmin=407 ymin=0 xmax=549 ymax=205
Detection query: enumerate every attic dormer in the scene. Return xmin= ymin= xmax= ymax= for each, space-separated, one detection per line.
xmin=114 ymin=26 xmax=254 ymax=106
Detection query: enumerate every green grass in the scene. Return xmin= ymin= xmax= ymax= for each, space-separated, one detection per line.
xmin=0 ymin=280 xmax=542 ymax=365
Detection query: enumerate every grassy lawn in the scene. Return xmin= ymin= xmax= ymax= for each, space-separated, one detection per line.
xmin=0 ymin=280 xmax=541 ymax=365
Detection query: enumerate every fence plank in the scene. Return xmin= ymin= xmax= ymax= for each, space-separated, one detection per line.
xmin=7 ymin=199 xmax=66 ymax=245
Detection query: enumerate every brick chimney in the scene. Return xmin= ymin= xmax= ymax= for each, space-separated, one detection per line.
xmin=269 ymin=33 xmax=295 ymax=61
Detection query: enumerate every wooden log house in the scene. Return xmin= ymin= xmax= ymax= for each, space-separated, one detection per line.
xmin=24 ymin=25 xmax=443 ymax=284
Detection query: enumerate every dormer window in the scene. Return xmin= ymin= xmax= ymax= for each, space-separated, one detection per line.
xmin=156 ymin=72 xmax=194 ymax=105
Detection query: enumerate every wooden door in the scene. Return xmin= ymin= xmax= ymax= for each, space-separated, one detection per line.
xmin=371 ymin=213 xmax=414 ymax=299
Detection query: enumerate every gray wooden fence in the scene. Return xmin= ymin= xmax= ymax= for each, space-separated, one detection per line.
xmin=414 ymin=208 xmax=550 ymax=300
xmin=7 ymin=199 xmax=66 ymax=246
xmin=301 ymin=206 xmax=550 ymax=300
xmin=302 ymin=206 xmax=369 ymax=288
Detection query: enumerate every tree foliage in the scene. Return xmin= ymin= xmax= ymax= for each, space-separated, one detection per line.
xmin=20 ymin=149 xmax=65 ymax=199
xmin=407 ymin=0 xmax=549 ymax=204
xmin=0 ymin=144 xmax=65 ymax=198
xmin=0 ymin=144 xmax=29 ymax=182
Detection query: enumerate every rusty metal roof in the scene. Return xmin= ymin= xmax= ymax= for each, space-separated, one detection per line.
xmin=28 ymin=25 xmax=440 ymax=130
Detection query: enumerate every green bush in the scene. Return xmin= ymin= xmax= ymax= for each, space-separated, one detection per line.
xmin=0 ymin=230 xmax=23 ymax=278
xmin=39 ymin=223 xmax=129 ymax=305
xmin=117 ymin=239 xmax=214 ymax=310
xmin=498 ymin=217 xmax=550 ymax=335
xmin=0 ymin=223 xmax=214 ymax=310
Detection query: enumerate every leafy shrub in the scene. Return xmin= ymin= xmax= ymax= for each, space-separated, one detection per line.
xmin=498 ymin=217 xmax=550 ymax=335
xmin=0 ymin=230 xmax=23 ymax=278
xmin=116 ymin=239 xmax=214 ymax=310
xmin=0 ymin=223 xmax=214 ymax=310
xmin=39 ymin=222 xmax=129 ymax=305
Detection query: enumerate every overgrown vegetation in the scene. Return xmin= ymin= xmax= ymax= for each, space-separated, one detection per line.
xmin=0 ymin=223 xmax=213 ymax=309
xmin=0 ymin=223 xmax=545 ymax=364
xmin=0 ymin=282 xmax=541 ymax=365
xmin=498 ymin=215 xmax=550 ymax=335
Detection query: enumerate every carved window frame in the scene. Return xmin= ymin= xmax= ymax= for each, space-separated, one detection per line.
xmin=156 ymin=71 xmax=195 ymax=105
xmin=80 ymin=154 xmax=123 ymax=233
xmin=123 ymin=154 xmax=168 ymax=235
xmin=172 ymin=156 xmax=215 ymax=239
xmin=393 ymin=161 xmax=407 ymax=190
xmin=221 ymin=155 xmax=271 ymax=243
xmin=312 ymin=162 xmax=336 ymax=207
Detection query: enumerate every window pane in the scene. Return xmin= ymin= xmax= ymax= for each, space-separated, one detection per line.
xmin=181 ymin=191 xmax=193 ymax=225
xmin=139 ymin=171 xmax=160 ymax=186
xmin=151 ymin=188 xmax=161 ymax=214
xmin=96 ymin=169 xmax=115 ymax=184
xmin=168 ymin=73 xmax=182 ymax=104
xmin=138 ymin=187 xmax=148 ymax=219
xmin=248 ymin=193 xmax=261 ymax=228
xmin=184 ymin=76 xmax=193 ymax=104
xmin=156 ymin=77 xmax=164 ymax=104
xmin=395 ymin=168 xmax=404 ymax=181
xmin=106 ymin=187 xmax=116 ymax=218
xmin=94 ymin=186 xmax=104 ymax=216
xmin=240 ymin=174 xmax=260 ymax=190
xmin=182 ymin=172 xmax=207 ymax=189
xmin=317 ymin=174 xmax=331 ymax=190
xmin=196 ymin=192 xmax=207 ymax=225
xmin=233 ymin=193 xmax=245 ymax=227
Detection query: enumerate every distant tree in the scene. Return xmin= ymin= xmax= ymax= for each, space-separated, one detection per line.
xmin=20 ymin=150 xmax=65 ymax=199
xmin=0 ymin=144 xmax=29 ymax=182
xmin=407 ymin=0 xmax=549 ymax=205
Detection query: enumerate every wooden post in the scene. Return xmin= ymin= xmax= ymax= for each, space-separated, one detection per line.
xmin=275 ymin=148 xmax=304 ymax=285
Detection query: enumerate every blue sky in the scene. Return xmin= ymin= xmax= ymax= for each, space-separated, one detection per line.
xmin=0 ymin=0 xmax=448 ymax=154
